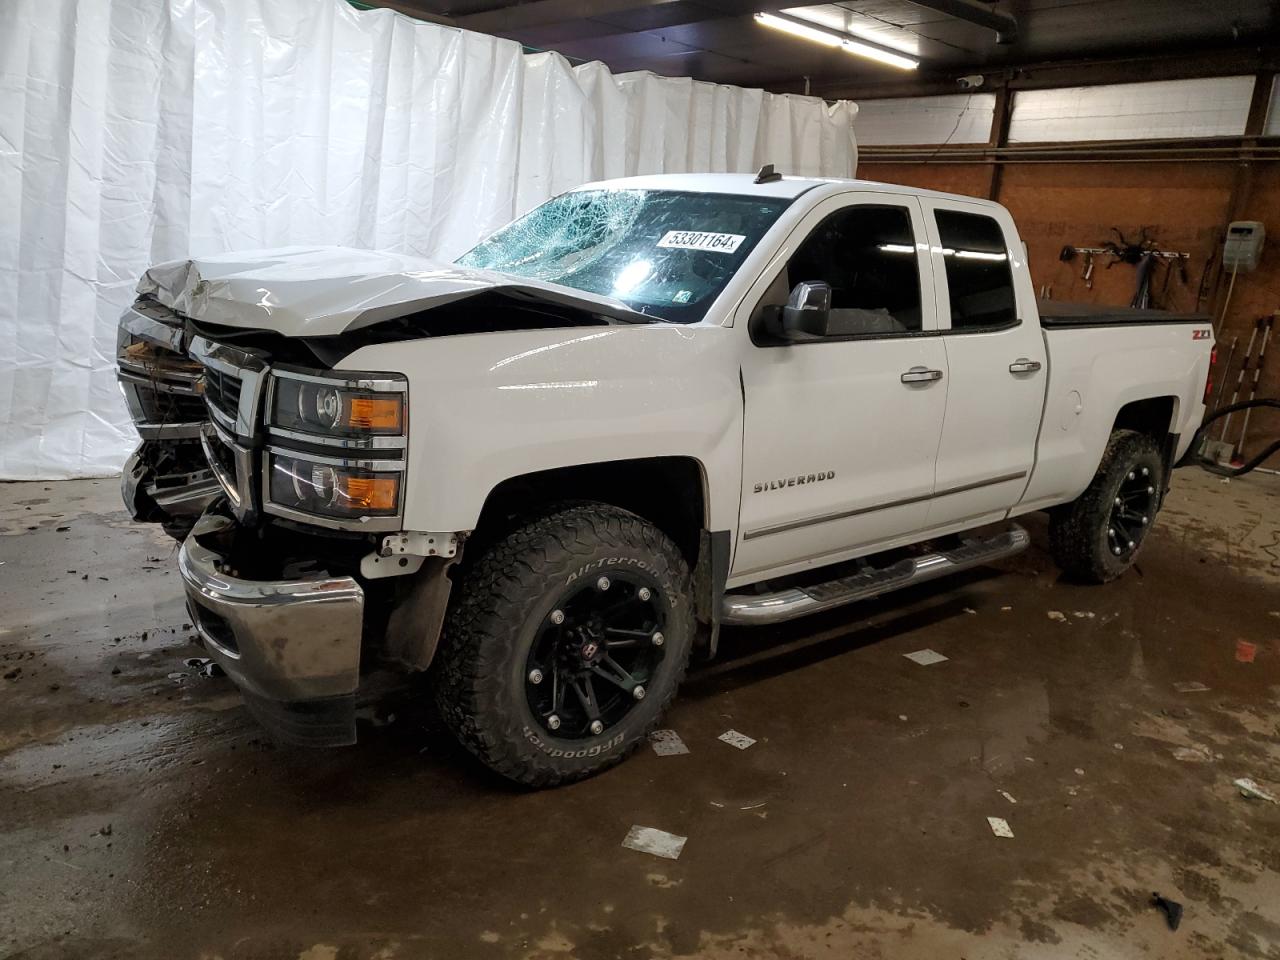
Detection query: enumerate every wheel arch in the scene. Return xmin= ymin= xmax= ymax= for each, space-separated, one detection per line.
xmin=468 ymin=456 xmax=729 ymax=656
xmin=471 ymin=455 xmax=711 ymax=566
xmin=1111 ymin=395 xmax=1180 ymax=491
xmin=1112 ymin=395 xmax=1179 ymax=441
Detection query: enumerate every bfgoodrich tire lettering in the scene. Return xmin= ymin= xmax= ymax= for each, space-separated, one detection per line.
xmin=433 ymin=502 xmax=694 ymax=788
xmin=1049 ymin=428 xmax=1164 ymax=584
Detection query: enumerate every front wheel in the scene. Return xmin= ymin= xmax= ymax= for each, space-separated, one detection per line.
xmin=433 ymin=503 xmax=695 ymax=787
xmin=1049 ymin=429 xmax=1164 ymax=583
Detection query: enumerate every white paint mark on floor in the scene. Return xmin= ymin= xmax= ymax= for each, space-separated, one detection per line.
xmin=622 ymin=826 xmax=687 ymax=860
xmin=649 ymin=729 xmax=689 ymax=756
xmin=1234 ymin=778 xmax=1279 ymax=804
xmin=718 ymin=729 xmax=756 ymax=750
xmin=904 ymin=649 xmax=948 ymax=666
xmin=987 ymin=817 xmax=1014 ymax=838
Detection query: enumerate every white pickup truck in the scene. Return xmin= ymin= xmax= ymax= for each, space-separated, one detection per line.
xmin=116 ymin=172 xmax=1215 ymax=785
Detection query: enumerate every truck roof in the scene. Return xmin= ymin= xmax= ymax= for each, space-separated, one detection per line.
xmin=571 ymin=172 xmax=1002 ymax=209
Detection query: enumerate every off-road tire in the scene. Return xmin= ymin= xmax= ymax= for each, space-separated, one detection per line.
xmin=1049 ymin=429 xmax=1164 ymax=583
xmin=433 ymin=502 xmax=695 ymax=788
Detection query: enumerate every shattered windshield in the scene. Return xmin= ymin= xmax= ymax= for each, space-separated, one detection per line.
xmin=457 ymin=189 xmax=792 ymax=323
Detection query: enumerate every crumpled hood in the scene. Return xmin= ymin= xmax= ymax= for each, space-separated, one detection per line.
xmin=136 ymin=245 xmax=650 ymax=337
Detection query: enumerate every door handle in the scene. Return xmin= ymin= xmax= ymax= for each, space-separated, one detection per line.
xmin=1009 ymin=358 xmax=1042 ymax=373
xmin=901 ymin=367 xmax=943 ymax=384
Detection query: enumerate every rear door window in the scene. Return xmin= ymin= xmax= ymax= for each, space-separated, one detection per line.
xmin=935 ymin=210 xmax=1017 ymax=331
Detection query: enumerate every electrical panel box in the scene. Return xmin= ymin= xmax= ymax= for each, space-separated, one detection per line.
xmin=1223 ymin=220 xmax=1265 ymax=272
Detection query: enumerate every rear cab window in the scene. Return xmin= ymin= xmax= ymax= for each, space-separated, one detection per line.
xmin=934 ymin=209 xmax=1017 ymax=332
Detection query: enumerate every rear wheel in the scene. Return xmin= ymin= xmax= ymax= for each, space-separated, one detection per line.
xmin=433 ymin=502 xmax=694 ymax=787
xmin=1049 ymin=429 xmax=1164 ymax=583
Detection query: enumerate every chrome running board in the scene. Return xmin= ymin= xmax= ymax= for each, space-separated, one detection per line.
xmin=720 ymin=525 xmax=1030 ymax=626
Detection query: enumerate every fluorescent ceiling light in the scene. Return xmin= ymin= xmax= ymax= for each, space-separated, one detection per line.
xmin=754 ymin=12 xmax=919 ymax=71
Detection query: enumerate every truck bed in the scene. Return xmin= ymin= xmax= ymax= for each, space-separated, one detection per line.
xmin=1038 ymin=301 xmax=1210 ymax=329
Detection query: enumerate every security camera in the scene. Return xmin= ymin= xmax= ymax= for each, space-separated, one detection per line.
xmin=957 ymin=75 xmax=985 ymax=89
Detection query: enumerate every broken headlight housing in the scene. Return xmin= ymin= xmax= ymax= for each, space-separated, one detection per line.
xmin=263 ymin=369 xmax=407 ymax=530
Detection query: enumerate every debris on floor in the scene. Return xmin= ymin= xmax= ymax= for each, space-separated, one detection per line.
xmin=1233 ymin=778 xmax=1278 ymax=804
xmin=987 ymin=816 xmax=1014 ymax=839
xmin=621 ymin=826 xmax=687 ymax=860
xmin=1071 ymin=611 xmax=1096 ymax=619
xmin=903 ymin=649 xmax=948 ymax=666
xmin=1172 ymin=681 xmax=1210 ymax=693
xmin=1047 ymin=610 xmax=1067 ymax=622
xmin=1151 ymin=892 xmax=1184 ymax=931
xmin=1172 ymin=745 xmax=1215 ymax=763
xmin=1235 ymin=640 xmax=1257 ymax=663
xmin=649 ymin=729 xmax=689 ymax=756
xmin=183 ymin=657 xmax=225 ymax=678
xmin=998 ymin=790 xmax=1017 ymax=804
xmin=718 ymin=729 xmax=756 ymax=750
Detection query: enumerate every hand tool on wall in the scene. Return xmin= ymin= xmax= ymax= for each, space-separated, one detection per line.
xmin=1217 ymin=319 xmax=1261 ymax=444
xmin=1233 ymin=315 xmax=1273 ymax=464
xmin=1217 ymin=261 xmax=1240 ymax=338
xmin=1059 ymin=236 xmax=1189 ymax=305
xmin=1130 ymin=252 xmax=1154 ymax=309
xmin=1212 ymin=335 xmax=1238 ymax=412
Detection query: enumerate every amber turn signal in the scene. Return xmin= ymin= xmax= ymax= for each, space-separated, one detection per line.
xmin=340 ymin=474 xmax=399 ymax=512
xmin=346 ymin=395 xmax=403 ymax=431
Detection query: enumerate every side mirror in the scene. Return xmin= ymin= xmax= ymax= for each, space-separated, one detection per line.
xmin=780 ymin=281 xmax=831 ymax=340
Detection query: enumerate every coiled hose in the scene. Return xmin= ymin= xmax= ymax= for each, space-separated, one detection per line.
xmin=1184 ymin=398 xmax=1280 ymax=477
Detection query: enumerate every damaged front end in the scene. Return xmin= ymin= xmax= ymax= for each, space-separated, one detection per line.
xmin=117 ymin=300 xmax=221 ymax=538
xmin=180 ymin=508 xmax=367 ymax=745
xmin=155 ymin=327 xmax=460 ymax=747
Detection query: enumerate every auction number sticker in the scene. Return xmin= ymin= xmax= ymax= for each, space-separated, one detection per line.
xmin=658 ymin=231 xmax=745 ymax=254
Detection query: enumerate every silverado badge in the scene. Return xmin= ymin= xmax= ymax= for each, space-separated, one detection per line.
xmin=754 ymin=471 xmax=835 ymax=493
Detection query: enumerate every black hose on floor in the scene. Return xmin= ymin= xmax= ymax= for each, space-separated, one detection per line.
xmin=1184 ymin=398 xmax=1280 ymax=477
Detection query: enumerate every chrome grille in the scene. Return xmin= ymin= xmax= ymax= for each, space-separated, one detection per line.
xmin=203 ymin=366 xmax=243 ymax=425
xmin=188 ymin=336 xmax=269 ymax=523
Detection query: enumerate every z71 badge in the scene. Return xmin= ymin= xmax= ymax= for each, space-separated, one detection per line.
xmin=1192 ymin=329 xmax=1212 ymax=340
xmin=754 ymin=471 xmax=834 ymax=493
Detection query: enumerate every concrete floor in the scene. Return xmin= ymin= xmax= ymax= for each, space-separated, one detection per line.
xmin=1 ymin=469 xmax=1279 ymax=960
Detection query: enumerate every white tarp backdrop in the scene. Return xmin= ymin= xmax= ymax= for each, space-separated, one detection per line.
xmin=0 ymin=0 xmax=858 ymax=480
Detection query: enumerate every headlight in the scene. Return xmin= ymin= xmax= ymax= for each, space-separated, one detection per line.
xmin=269 ymin=373 xmax=405 ymax=439
xmin=268 ymin=452 xmax=401 ymax=520
xmin=263 ymin=368 xmax=407 ymax=528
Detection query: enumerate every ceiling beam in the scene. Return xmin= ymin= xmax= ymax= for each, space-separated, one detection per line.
xmin=456 ymin=0 xmax=676 ymax=33
xmin=453 ymin=0 xmax=800 ymax=35
xmin=901 ymin=0 xmax=1017 ymax=44
xmin=356 ymin=0 xmax=456 ymax=24
xmin=808 ymin=46 xmax=1280 ymax=101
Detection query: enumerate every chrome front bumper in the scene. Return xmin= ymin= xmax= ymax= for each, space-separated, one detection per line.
xmin=179 ymin=523 xmax=366 ymax=746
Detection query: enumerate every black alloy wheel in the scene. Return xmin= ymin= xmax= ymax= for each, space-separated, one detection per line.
xmin=1105 ymin=462 xmax=1158 ymax=559
xmin=525 ymin=573 xmax=667 ymax=740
